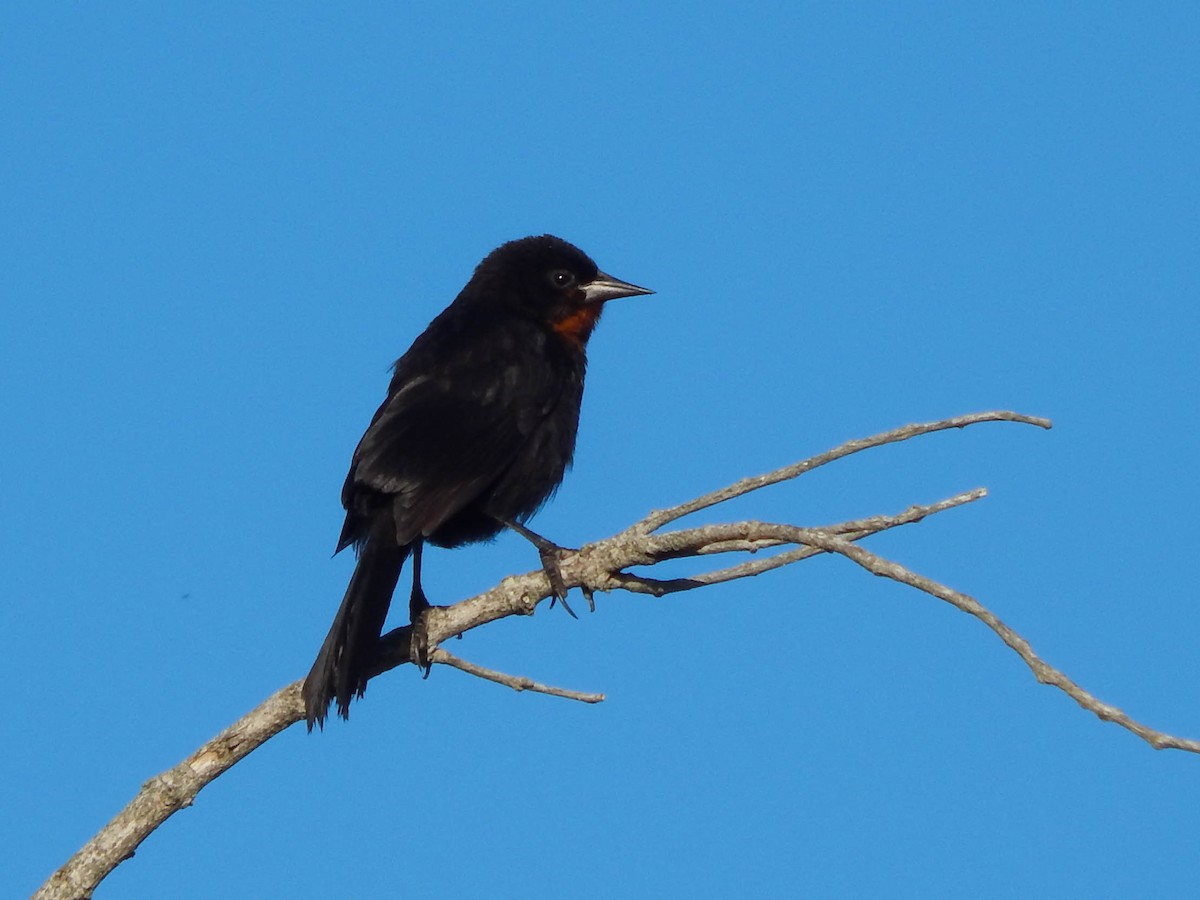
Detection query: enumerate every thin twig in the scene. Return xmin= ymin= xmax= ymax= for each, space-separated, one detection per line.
xmin=608 ymin=490 xmax=988 ymax=596
xmin=431 ymin=649 xmax=605 ymax=703
xmin=635 ymin=411 xmax=1050 ymax=533
xmin=791 ymin=529 xmax=1200 ymax=754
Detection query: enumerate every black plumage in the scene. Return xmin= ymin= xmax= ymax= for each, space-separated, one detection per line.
xmin=302 ymin=234 xmax=651 ymax=728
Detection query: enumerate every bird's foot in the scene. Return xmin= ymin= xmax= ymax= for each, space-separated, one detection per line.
xmin=410 ymin=585 xmax=434 ymax=677
xmin=496 ymin=517 xmax=586 ymax=617
xmin=536 ymin=542 xmax=579 ymax=618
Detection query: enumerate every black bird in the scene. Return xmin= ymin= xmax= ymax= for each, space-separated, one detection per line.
xmin=302 ymin=234 xmax=651 ymax=728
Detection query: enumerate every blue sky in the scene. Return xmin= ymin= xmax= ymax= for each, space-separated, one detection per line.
xmin=4 ymin=4 xmax=1199 ymax=898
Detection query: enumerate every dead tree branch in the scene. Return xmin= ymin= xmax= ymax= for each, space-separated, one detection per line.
xmin=38 ymin=410 xmax=1191 ymax=900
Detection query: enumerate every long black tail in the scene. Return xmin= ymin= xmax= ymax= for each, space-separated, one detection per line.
xmin=302 ymin=538 xmax=410 ymax=729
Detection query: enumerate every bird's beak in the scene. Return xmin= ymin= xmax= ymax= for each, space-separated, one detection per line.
xmin=581 ymin=272 xmax=654 ymax=304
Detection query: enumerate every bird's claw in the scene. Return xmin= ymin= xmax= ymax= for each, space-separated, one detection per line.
xmin=537 ymin=545 xmax=579 ymax=618
xmin=409 ymin=615 xmax=434 ymax=678
xmin=410 ymin=586 xmax=434 ymax=677
xmin=497 ymin=517 xmax=586 ymax=619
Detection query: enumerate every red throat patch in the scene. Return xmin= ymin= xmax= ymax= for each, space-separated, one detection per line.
xmin=550 ymin=304 xmax=603 ymax=349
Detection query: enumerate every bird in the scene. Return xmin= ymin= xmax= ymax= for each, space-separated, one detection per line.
xmin=302 ymin=234 xmax=652 ymax=728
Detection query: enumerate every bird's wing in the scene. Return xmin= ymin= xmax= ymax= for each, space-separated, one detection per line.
xmin=345 ymin=318 xmax=563 ymax=544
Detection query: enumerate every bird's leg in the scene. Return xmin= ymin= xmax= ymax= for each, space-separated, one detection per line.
xmin=409 ymin=538 xmax=433 ymax=676
xmin=496 ymin=517 xmax=580 ymax=618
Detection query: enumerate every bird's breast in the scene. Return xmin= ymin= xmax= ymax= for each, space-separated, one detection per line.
xmin=549 ymin=304 xmax=603 ymax=349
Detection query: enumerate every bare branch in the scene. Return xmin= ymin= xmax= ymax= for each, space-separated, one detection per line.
xmin=788 ymin=529 xmax=1200 ymax=754
xmin=607 ymin=489 xmax=988 ymax=596
xmin=52 ymin=408 xmax=1188 ymax=900
xmin=635 ymin=410 xmax=1050 ymax=533
xmin=431 ymin=648 xmax=605 ymax=703
xmin=33 ymin=683 xmax=303 ymax=900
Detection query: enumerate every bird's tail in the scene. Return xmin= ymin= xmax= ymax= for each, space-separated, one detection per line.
xmin=302 ymin=538 xmax=410 ymax=729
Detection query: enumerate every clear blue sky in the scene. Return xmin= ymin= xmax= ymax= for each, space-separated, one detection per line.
xmin=5 ymin=4 xmax=1199 ymax=898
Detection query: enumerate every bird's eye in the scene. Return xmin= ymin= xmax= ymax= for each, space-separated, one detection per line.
xmin=549 ymin=270 xmax=576 ymax=289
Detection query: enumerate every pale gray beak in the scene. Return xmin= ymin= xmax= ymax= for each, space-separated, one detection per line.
xmin=581 ymin=272 xmax=654 ymax=304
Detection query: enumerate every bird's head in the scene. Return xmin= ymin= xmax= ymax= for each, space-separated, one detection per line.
xmin=471 ymin=234 xmax=652 ymax=347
